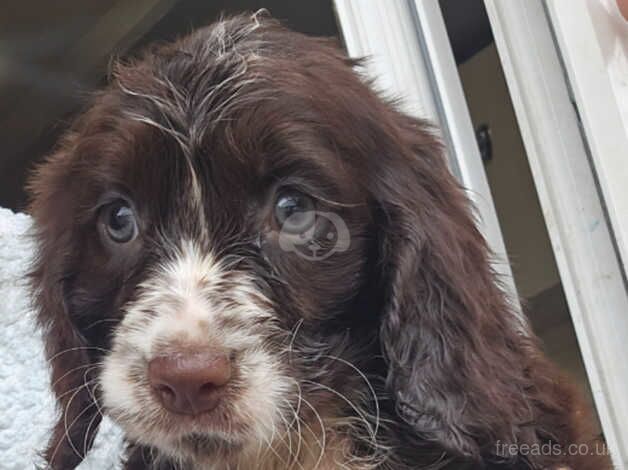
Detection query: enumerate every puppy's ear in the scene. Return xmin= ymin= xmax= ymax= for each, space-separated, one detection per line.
xmin=29 ymin=145 xmax=102 ymax=469
xmin=372 ymin=113 xmax=534 ymax=460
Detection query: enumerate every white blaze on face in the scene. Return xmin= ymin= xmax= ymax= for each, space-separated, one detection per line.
xmin=99 ymin=240 xmax=292 ymax=457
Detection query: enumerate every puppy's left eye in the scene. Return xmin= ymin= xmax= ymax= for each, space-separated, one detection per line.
xmin=100 ymin=200 xmax=138 ymax=244
xmin=275 ymin=190 xmax=316 ymax=234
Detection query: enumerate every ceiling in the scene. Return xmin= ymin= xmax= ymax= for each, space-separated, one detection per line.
xmin=440 ymin=0 xmax=493 ymax=64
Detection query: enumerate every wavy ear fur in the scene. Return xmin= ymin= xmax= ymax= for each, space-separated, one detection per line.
xmin=29 ymin=145 xmax=102 ymax=470
xmin=371 ymin=112 xmax=607 ymax=468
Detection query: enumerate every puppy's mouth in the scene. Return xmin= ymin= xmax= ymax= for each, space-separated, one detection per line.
xmin=179 ymin=431 xmax=246 ymax=456
xmin=101 ymin=343 xmax=292 ymax=464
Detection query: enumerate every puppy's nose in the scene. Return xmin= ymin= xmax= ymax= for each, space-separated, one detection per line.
xmin=148 ymin=351 xmax=232 ymax=415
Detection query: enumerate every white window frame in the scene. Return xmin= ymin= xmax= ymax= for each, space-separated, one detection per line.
xmin=334 ymin=0 xmax=628 ymax=467
xmin=545 ymin=0 xmax=628 ymax=275
xmin=484 ymin=0 xmax=628 ymax=466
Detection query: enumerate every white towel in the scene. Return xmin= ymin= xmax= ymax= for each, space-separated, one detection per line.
xmin=0 ymin=207 xmax=124 ymax=469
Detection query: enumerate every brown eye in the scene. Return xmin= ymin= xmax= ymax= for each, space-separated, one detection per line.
xmin=100 ymin=200 xmax=138 ymax=244
xmin=274 ymin=190 xmax=316 ymax=234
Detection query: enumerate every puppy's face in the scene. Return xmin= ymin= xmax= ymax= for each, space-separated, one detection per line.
xmin=34 ymin=16 xmax=386 ymax=465
xmin=96 ymin=131 xmax=370 ymax=462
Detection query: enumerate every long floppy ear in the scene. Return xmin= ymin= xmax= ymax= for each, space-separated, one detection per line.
xmin=29 ymin=145 xmax=102 ymax=469
xmin=373 ymin=113 xmax=536 ymax=460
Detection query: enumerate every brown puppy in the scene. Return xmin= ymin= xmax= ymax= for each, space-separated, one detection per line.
xmin=29 ymin=12 xmax=611 ymax=470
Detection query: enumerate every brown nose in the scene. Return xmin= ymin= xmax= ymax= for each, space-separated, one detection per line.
xmin=148 ymin=351 xmax=232 ymax=415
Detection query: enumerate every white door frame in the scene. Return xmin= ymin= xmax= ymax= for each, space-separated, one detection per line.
xmin=334 ymin=0 xmax=628 ymax=467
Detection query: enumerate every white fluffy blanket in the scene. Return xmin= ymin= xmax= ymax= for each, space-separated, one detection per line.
xmin=0 ymin=207 xmax=124 ymax=469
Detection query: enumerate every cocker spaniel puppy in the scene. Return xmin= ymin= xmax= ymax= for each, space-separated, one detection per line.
xmin=29 ymin=12 xmax=611 ymax=470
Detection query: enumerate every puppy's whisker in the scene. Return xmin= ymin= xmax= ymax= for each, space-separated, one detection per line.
xmin=282 ymin=399 xmax=306 ymax=470
xmin=54 ymin=378 xmax=97 ymax=403
xmin=297 ymin=393 xmax=326 ymax=470
xmin=302 ymin=379 xmax=377 ymax=446
xmin=313 ymin=194 xmax=364 ymax=209
xmin=319 ymin=354 xmax=381 ymax=436
xmin=83 ymin=318 xmax=122 ymax=330
xmin=259 ymin=418 xmax=288 ymax=467
xmin=49 ymin=382 xmax=97 ymax=465
xmin=288 ymin=381 xmax=320 ymax=462
xmin=287 ymin=319 xmax=304 ymax=361
xmin=47 ymin=346 xmax=111 ymax=362
xmin=50 ymin=362 xmax=104 ymax=390
xmin=275 ymin=404 xmax=301 ymax=467
xmin=82 ymin=404 xmax=103 ymax=457
xmin=84 ymin=370 xmax=106 ymax=418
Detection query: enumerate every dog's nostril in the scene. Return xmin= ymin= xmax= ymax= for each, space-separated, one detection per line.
xmin=148 ymin=351 xmax=232 ymax=415
xmin=154 ymin=383 xmax=176 ymax=401
xmin=199 ymin=382 xmax=218 ymax=394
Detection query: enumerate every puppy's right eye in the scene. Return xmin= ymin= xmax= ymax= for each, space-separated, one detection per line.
xmin=99 ymin=200 xmax=138 ymax=244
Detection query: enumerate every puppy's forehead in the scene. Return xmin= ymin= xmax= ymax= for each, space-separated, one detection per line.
xmin=72 ymin=19 xmax=365 ymax=242
xmin=101 ymin=86 xmax=349 ymax=195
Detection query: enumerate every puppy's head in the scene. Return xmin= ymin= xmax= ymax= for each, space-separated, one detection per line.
xmin=30 ymin=12 xmax=532 ymax=469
